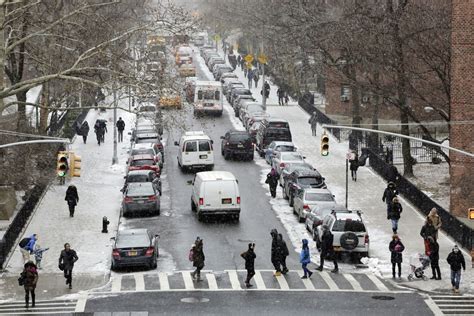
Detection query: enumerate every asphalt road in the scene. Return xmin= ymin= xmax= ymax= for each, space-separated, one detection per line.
xmin=119 ymin=52 xmax=299 ymax=273
xmin=84 ymin=290 xmax=434 ymax=316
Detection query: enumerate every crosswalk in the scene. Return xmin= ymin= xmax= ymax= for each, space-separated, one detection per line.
xmin=0 ymin=299 xmax=78 ymax=315
xmin=98 ymin=269 xmax=397 ymax=294
xmin=430 ymin=295 xmax=474 ymax=315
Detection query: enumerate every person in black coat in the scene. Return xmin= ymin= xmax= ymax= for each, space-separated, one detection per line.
xmin=427 ymin=236 xmax=441 ymax=280
xmin=316 ymin=225 xmax=338 ymax=273
xmin=241 ymin=243 xmax=256 ymax=288
xmin=265 ymin=168 xmax=279 ymax=198
xmin=382 ymin=182 xmax=398 ymax=218
xmin=116 ymin=117 xmax=125 ymax=142
xmin=388 ymin=197 xmax=402 ymax=234
xmin=58 ymin=243 xmax=78 ymax=289
xmin=65 ymin=185 xmax=79 ymax=217
xmin=420 ymin=218 xmax=437 ymax=255
xmin=270 ymin=229 xmax=282 ymax=276
xmin=278 ymin=234 xmax=289 ymax=274
xmin=446 ymin=245 xmax=466 ymax=293
xmin=389 ymin=234 xmax=405 ymax=279
xmin=349 ymin=153 xmax=359 ymax=181
xmin=80 ymin=121 xmax=90 ymax=144
xmin=191 ymin=237 xmax=205 ymax=281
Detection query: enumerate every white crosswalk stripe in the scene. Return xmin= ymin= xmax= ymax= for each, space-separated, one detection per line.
xmin=95 ymin=269 xmax=401 ymax=294
xmin=0 ymin=300 xmax=77 ymax=315
xmin=429 ymin=295 xmax=474 ymax=315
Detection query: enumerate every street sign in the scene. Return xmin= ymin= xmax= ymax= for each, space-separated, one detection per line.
xmin=244 ymin=54 xmax=254 ymax=63
xmin=258 ymin=54 xmax=268 ymax=64
xmin=469 ymin=208 xmax=474 ymax=220
xmin=214 ymin=34 xmax=221 ymax=42
xmin=346 ymin=152 xmax=355 ymax=160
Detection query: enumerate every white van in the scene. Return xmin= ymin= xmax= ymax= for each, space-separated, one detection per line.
xmin=190 ymin=171 xmax=241 ymax=221
xmin=175 ymin=131 xmax=214 ymax=171
xmin=193 ymin=81 xmax=223 ymax=116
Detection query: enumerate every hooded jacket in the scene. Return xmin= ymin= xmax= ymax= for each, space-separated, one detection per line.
xmin=382 ymin=183 xmax=398 ymax=204
xmin=193 ymin=239 xmax=205 ymax=268
xmin=300 ymin=239 xmax=311 ymax=264
xmin=23 ymin=262 xmax=38 ymax=291
xmin=446 ymin=248 xmax=465 ymax=271
xmin=427 ymin=209 xmax=442 ymax=230
xmin=241 ymin=244 xmax=256 ymax=270
xmin=389 ymin=239 xmax=405 ymax=263
xmin=270 ymin=229 xmax=281 ymax=261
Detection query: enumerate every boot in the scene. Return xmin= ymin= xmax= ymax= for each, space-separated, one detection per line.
xmin=190 ymin=271 xmax=196 ymax=279
xmin=274 ymin=271 xmax=281 ymax=276
xmin=308 ymin=271 xmax=313 ymax=278
xmin=32 ymin=293 xmax=35 ymax=307
xmin=316 ymin=266 xmax=323 ymax=271
xmin=331 ymin=268 xmax=339 ymax=273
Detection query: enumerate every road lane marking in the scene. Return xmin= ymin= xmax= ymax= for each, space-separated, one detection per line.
xmin=111 ymin=276 xmax=122 ymax=292
xmin=158 ymin=272 xmax=170 ymax=290
xmin=227 ymin=270 xmax=241 ymax=290
xmin=253 ymin=271 xmax=266 ymax=290
xmin=319 ymin=271 xmax=338 ymax=290
xmin=74 ymin=295 xmax=88 ymax=312
xmin=206 ymin=273 xmax=218 ymax=290
xmin=182 ymin=271 xmax=195 ymax=290
xmin=275 ymin=274 xmax=289 ymax=290
xmin=296 ymin=271 xmax=315 ymax=290
xmin=424 ymin=297 xmax=444 ymax=316
xmin=134 ymin=274 xmax=145 ymax=291
xmin=343 ymin=274 xmax=363 ymax=291
xmin=366 ymin=274 xmax=389 ymax=292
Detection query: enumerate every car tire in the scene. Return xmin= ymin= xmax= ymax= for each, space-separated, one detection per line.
xmin=197 ymin=212 xmax=204 ymax=222
xmin=111 ymin=261 xmax=116 ymax=271
xmin=298 ymin=213 xmax=305 ymax=223
xmin=191 ymin=199 xmax=196 ymax=212
xmin=289 ymin=194 xmax=294 ymax=207
xmin=305 ymin=222 xmax=310 ymax=232
xmin=359 ymin=252 xmax=369 ymax=259
xmin=224 ymin=151 xmax=230 ymax=160
xmin=151 ymin=255 xmax=158 ymax=269
xmin=156 ymin=208 xmax=160 ymax=216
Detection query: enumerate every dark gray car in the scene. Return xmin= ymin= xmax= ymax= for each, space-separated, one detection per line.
xmin=122 ymin=182 xmax=160 ymax=217
xmin=122 ymin=170 xmax=161 ymax=195
xmin=111 ymin=228 xmax=159 ymax=270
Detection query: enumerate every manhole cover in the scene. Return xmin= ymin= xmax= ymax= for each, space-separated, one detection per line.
xmin=180 ymin=297 xmax=210 ymax=303
xmin=372 ymin=295 xmax=395 ymax=301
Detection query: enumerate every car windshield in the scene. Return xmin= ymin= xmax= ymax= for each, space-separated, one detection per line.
xmin=116 ymin=233 xmax=150 ymax=248
xmin=332 ymin=219 xmax=366 ymax=232
xmin=276 ymin=145 xmax=295 ymax=152
xmin=281 ymin=152 xmax=303 ymax=161
xmin=198 ymin=90 xmax=220 ymax=100
xmin=131 ymin=149 xmax=154 ymax=156
xmin=130 ymin=159 xmax=154 ymax=166
xmin=127 ymin=174 xmax=150 ymax=182
xmin=127 ymin=183 xmax=154 ymax=195
xmin=305 ymin=193 xmax=334 ymax=202
xmin=229 ymin=134 xmax=250 ymax=141
xmin=266 ymin=130 xmax=291 ymax=138
xmin=139 ymin=106 xmax=155 ymax=112
xmin=298 ymin=176 xmax=322 ymax=186
xmin=287 ymin=163 xmax=312 ymax=173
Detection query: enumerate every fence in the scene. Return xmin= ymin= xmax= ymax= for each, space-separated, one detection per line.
xmin=298 ymin=93 xmax=341 ymax=141
xmin=367 ymin=148 xmax=473 ymax=251
xmin=0 ymin=184 xmax=47 ymax=269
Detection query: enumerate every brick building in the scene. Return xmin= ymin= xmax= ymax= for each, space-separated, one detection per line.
xmin=449 ymin=0 xmax=474 ymax=218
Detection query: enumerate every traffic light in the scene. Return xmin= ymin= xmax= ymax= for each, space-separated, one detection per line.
xmin=321 ymin=133 xmax=329 ymax=156
xmin=70 ymin=152 xmax=81 ymax=177
xmin=57 ymin=152 xmax=69 ymax=177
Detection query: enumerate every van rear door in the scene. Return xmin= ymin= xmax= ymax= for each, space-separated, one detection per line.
xmin=183 ymin=140 xmax=198 ymax=166
xmin=197 ymin=140 xmax=214 ymax=165
xmin=203 ymin=180 xmax=237 ymax=208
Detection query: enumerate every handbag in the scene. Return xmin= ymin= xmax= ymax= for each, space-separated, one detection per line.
xmin=18 ymin=272 xmax=25 ymax=286
xmin=59 ymin=263 xmax=65 ymax=271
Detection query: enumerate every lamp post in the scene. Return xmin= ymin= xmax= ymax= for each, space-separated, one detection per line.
xmin=112 ymin=83 xmax=118 ymax=165
xmin=424 ymin=106 xmax=449 ymax=121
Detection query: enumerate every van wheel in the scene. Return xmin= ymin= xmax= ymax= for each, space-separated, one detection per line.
xmin=191 ymin=200 xmax=196 ymax=212
xmin=298 ymin=213 xmax=305 ymax=223
xmin=234 ymin=214 xmax=240 ymax=221
xmin=197 ymin=212 xmax=204 ymax=222
xmin=224 ymin=151 xmax=230 ymax=160
xmin=289 ymin=194 xmax=294 ymax=207
xmin=248 ymin=154 xmax=254 ymax=161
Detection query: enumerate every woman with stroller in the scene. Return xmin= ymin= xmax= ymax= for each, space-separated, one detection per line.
xmin=389 ymin=234 xmax=405 ymax=279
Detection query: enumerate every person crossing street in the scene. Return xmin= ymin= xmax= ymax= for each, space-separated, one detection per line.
xmin=241 ymin=243 xmax=256 ymax=288
xmin=58 ymin=243 xmax=78 ymax=289
xmin=190 ymin=237 xmax=205 ymax=281
xmin=316 ymin=225 xmax=338 ymax=273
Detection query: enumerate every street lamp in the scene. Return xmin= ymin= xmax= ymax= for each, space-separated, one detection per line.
xmin=424 ymin=106 xmax=449 ymax=121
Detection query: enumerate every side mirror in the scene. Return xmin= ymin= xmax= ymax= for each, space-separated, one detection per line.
xmin=110 ymin=237 xmax=116 ymax=241
xmin=186 ymin=180 xmax=193 ymax=185
xmin=174 ymin=141 xmax=179 ymax=146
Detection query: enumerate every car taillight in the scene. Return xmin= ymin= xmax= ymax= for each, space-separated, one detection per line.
xmin=237 ymin=196 xmax=241 ymax=204
xmin=315 ymin=220 xmax=323 ymax=226
xmin=199 ymin=198 xmax=204 ymax=205
xmin=157 ymin=144 xmax=163 ymax=149
xmin=303 ymin=204 xmax=309 ymax=209
xmin=145 ymin=247 xmax=154 ymax=257
xmin=148 ymin=195 xmax=157 ymax=201
xmin=124 ymin=197 xmax=133 ymax=203
xmin=112 ymin=249 xmax=120 ymax=257
xmin=226 ymin=142 xmax=229 ymax=146
xmin=365 ymin=234 xmax=369 ymax=244
xmin=280 ymin=163 xmax=285 ymax=168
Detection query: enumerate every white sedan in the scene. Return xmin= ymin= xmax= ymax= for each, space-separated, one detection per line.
xmin=271 ymin=151 xmax=305 ymax=175
xmin=293 ymin=188 xmax=337 ymax=223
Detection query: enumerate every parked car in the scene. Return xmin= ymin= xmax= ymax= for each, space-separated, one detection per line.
xmin=232 ymin=95 xmax=255 ymax=117
xmin=122 ymin=182 xmax=160 ymax=217
xmin=111 ymin=228 xmax=159 ymax=270
xmin=220 ymin=72 xmax=238 ymax=84
xmin=207 ymin=57 xmax=225 ymax=70
xmin=244 ymin=112 xmax=271 ymax=131
xmin=229 ymin=88 xmax=252 ymax=105
xmin=213 ymin=65 xmax=233 ymax=80
xmin=220 ymin=131 xmax=254 ymax=161
xmin=178 ymin=64 xmax=196 ymax=77
xmin=264 ymin=141 xmax=297 ymax=164
xmin=224 ymin=81 xmax=245 ymax=98
xmin=130 ymin=143 xmax=163 ymax=168
xmin=283 ymin=169 xmax=326 ymax=206
xmin=271 ymin=151 xmax=305 ymax=175
xmin=279 ymin=162 xmax=315 ymax=188
xmin=127 ymin=154 xmax=160 ymax=176
xmin=293 ymin=188 xmax=336 ymax=223
xmin=239 ymin=102 xmax=264 ymax=123
xmin=122 ymin=169 xmax=161 ymax=195
xmin=314 ymin=210 xmax=369 ymax=258
xmin=306 ymin=204 xmax=348 ymax=238
xmin=248 ymin=121 xmax=261 ymax=144
xmin=256 ymin=120 xmax=292 ymax=156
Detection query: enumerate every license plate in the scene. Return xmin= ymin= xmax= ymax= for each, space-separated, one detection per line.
xmin=204 ymin=103 xmax=213 ymax=107
xmin=199 ymin=155 xmax=208 ymax=159
xmin=237 ymin=144 xmax=244 ymax=148
xmin=137 ymin=200 xmax=145 ymax=204
xmin=128 ymin=251 xmax=137 ymax=256
xmin=222 ymin=198 xmax=232 ymax=204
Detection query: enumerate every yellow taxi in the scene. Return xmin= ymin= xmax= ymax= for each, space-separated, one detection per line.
xmin=178 ymin=64 xmax=196 ymax=77
xmin=159 ymin=89 xmax=182 ymax=109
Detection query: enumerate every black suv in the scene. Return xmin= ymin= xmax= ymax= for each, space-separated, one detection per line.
xmin=220 ymin=131 xmax=254 ymax=161
xmin=283 ymin=169 xmax=326 ymax=206
xmin=256 ymin=127 xmax=292 ymax=157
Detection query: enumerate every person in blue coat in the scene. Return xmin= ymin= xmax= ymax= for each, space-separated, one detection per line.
xmin=300 ymin=239 xmax=313 ymax=279
xmin=20 ymin=234 xmax=37 ymax=264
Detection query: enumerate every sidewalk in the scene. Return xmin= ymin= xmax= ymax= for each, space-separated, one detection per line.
xmin=215 ymin=41 xmax=472 ymax=294
xmin=0 ymin=99 xmax=134 ymax=301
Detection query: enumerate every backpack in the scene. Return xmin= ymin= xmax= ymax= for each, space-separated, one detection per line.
xmin=188 ymin=248 xmax=194 ymax=262
xmin=19 ymin=237 xmax=30 ymax=248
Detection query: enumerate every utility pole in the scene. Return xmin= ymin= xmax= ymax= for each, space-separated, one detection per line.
xmin=262 ymin=62 xmax=266 ymax=111
xmin=112 ymin=85 xmax=118 ymax=165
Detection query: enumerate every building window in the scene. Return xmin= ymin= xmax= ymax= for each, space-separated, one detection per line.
xmin=340 ymin=85 xmax=351 ymax=102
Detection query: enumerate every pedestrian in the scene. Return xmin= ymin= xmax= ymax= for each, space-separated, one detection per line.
xmin=427 ymin=208 xmax=442 ymax=240
xmin=116 ymin=117 xmax=125 ymax=143
xmin=80 ymin=121 xmax=89 ymax=144
xmin=277 ymin=88 xmax=285 ymax=106
xmin=253 ymin=69 xmax=259 ymax=88
xmin=247 ymin=68 xmax=254 ymax=89
xmin=22 ymin=261 xmax=38 ymax=309
xmin=94 ymin=121 xmax=102 ymax=145
xmin=446 ymin=245 xmax=466 ymax=293
xmin=308 ymin=111 xmax=318 ymax=136
xmin=241 ymin=243 xmax=256 ymax=288
xmin=19 ymin=234 xmax=37 ymax=264
xmin=263 ymin=81 xmax=270 ymax=98
xmin=33 ymin=243 xmax=49 ymax=269
xmin=58 ymin=243 xmax=78 ymax=289
xmin=316 ymin=225 xmax=338 ymax=273
xmin=278 ymin=233 xmax=289 ymax=274
xmin=239 ymin=56 xmax=245 ymax=70
xmin=284 ymin=92 xmax=289 ymax=105
xmin=270 ymin=229 xmax=282 ymax=276
xmin=388 ymin=197 xmax=403 ymax=234
xmin=237 ymin=54 xmax=242 ymax=68
xmin=388 ymin=234 xmax=404 ymax=279
xmin=265 ymin=168 xmax=279 ymax=198
xmin=349 ymin=152 xmax=359 ymax=181
xmin=190 ymin=237 xmax=205 ymax=281
xmin=382 ymin=182 xmax=398 ymax=219
xmin=65 ymin=185 xmax=79 ymax=217
xmin=300 ymin=239 xmax=312 ymax=279
xmin=427 ymin=236 xmax=441 ymax=280
xmin=420 ymin=218 xmax=436 ymax=255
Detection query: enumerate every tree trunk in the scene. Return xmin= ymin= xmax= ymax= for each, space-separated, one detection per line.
xmin=400 ymin=108 xmax=413 ymax=176
xmin=16 ymin=91 xmax=28 ymax=132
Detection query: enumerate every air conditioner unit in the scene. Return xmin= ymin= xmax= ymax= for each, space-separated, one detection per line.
xmin=340 ymin=95 xmax=350 ymax=102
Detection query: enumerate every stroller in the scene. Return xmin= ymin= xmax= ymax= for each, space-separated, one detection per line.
xmin=408 ymin=253 xmax=431 ymax=281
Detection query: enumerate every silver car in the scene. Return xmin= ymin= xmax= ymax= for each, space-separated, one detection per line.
xmin=279 ymin=162 xmax=314 ymax=188
xmin=271 ymin=151 xmax=305 ymax=175
xmin=293 ymin=188 xmax=336 ymax=223
xmin=122 ymin=182 xmax=160 ymax=217
xmin=306 ymin=204 xmax=348 ymax=237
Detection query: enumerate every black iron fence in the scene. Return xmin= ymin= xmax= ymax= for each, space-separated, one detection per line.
xmin=0 ymin=184 xmax=47 ymax=269
xmin=367 ymin=148 xmax=473 ymax=251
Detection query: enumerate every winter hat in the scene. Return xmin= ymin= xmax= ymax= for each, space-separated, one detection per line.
xmin=453 ymin=245 xmax=459 ymax=252
xmin=392 ymin=197 xmax=399 ymax=203
xmin=392 ymin=234 xmax=398 ymax=240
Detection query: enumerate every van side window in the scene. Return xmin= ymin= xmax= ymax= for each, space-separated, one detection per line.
xmin=198 ymin=140 xmax=211 ymax=151
xmin=214 ymin=91 xmax=220 ymax=100
xmin=197 ymin=90 xmax=203 ymax=100
xmin=185 ymin=141 xmax=197 ymax=152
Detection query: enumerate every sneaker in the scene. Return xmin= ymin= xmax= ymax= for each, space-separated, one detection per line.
xmin=69 ymin=284 xmax=72 ymax=289
xmin=316 ymin=267 xmax=323 ymax=271
xmin=436 ymin=277 xmax=442 ymax=280
xmin=454 ymin=288 xmax=460 ymax=294
xmin=246 ymin=283 xmax=253 ymax=288
xmin=274 ymin=271 xmax=282 ymax=277
xmin=331 ymin=268 xmax=339 ymax=274
xmin=282 ymin=268 xmax=289 ymax=274
xmin=301 ymin=275 xmax=308 ymax=279
xmin=308 ymin=271 xmax=313 ymax=278
xmin=190 ymin=272 xmax=196 ymax=279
